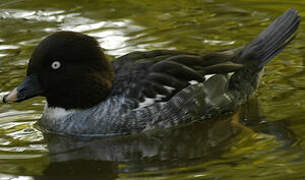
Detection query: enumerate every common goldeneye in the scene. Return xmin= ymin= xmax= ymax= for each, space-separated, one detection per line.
xmin=1 ymin=9 xmax=300 ymax=136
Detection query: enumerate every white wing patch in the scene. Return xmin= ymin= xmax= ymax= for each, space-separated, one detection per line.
xmin=189 ymin=80 xmax=199 ymax=85
xmin=228 ymin=72 xmax=234 ymax=78
xmin=189 ymin=74 xmax=216 ymax=85
xmin=135 ymin=85 xmax=176 ymax=109
xmin=163 ymin=85 xmax=175 ymax=93
xmin=204 ymin=74 xmax=216 ymax=80
xmin=137 ymin=94 xmax=166 ymax=109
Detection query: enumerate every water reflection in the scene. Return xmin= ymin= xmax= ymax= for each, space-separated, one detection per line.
xmin=45 ymin=118 xmax=238 ymax=162
xmin=15 ymin=98 xmax=290 ymax=179
xmin=39 ymin=116 xmax=240 ymax=179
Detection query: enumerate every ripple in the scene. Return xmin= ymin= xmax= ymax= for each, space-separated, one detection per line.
xmin=62 ymin=21 xmax=107 ymax=32
xmin=0 ymin=154 xmax=43 ymax=160
xmin=0 ymin=110 xmax=37 ymax=119
xmin=0 ymin=119 xmax=44 ymax=151
xmin=0 ymin=54 xmax=8 ymax=57
xmin=91 ymin=30 xmax=130 ymax=50
xmin=203 ymin=39 xmax=236 ymax=46
xmin=18 ymin=38 xmax=42 ymax=46
xmin=0 ymin=144 xmax=46 ymax=153
xmin=0 ymin=9 xmax=69 ymax=22
xmin=0 ymin=173 xmax=34 ymax=180
xmin=0 ymin=45 xmax=19 ymax=50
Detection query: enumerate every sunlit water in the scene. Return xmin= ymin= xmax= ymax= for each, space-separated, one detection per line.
xmin=0 ymin=0 xmax=305 ymax=179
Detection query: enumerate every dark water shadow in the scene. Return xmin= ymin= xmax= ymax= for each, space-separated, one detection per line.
xmin=239 ymin=98 xmax=297 ymax=149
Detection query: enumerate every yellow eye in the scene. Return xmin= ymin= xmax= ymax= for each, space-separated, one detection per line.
xmin=51 ymin=61 xmax=61 ymax=70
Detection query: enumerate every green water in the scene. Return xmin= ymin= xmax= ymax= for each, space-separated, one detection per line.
xmin=0 ymin=0 xmax=305 ymax=179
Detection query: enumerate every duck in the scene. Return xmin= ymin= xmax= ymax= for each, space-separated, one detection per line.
xmin=0 ymin=9 xmax=300 ymax=136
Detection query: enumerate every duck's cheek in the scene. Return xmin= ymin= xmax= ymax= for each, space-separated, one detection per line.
xmin=2 ymin=74 xmax=45 ymax=103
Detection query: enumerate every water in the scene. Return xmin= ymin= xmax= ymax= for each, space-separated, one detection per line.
xmin=0 ymin=0 xmax=304 ymax=179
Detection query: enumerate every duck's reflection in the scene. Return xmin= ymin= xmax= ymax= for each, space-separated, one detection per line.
xmin=239 ymin=99 xmax=296 ymax=148
xmin=34 ymin=98 xmax=295 ymax=179
xmin=37 ymin=118 xmax=240 ymax=179
xmin=46 ymin=118 xmax=240 ymax=160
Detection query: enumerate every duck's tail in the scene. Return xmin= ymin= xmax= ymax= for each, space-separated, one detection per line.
xmin=229 ymin=9 xmax=300 ymax=99
xmin=237 ymin=9 xmax=300 ymax=68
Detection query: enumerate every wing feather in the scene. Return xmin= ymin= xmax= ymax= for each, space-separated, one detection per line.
xmin=111 ymin=49 xmax=243 ymax=108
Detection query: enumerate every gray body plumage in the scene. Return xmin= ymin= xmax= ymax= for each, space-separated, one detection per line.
xmin=40 ymin=73 xmax=256 ymax=136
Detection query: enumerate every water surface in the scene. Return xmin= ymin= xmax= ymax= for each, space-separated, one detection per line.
xmin=0 ymin=0 xmax=305 ymax=179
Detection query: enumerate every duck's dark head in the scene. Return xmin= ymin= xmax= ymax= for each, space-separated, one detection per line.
xmin=3 ymin=31 xmax=114 ymax=109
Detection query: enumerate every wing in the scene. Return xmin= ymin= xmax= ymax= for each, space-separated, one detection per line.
xmin=111 ymin=49 xmax=244 ymax=108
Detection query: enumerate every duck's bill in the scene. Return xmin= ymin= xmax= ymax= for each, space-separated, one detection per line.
xmin=2 ymin=74 xmax=44 ymax=103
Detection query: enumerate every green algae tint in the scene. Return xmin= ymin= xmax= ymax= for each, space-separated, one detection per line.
xmin=0 ymin=0 xmax=304 ymax=179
